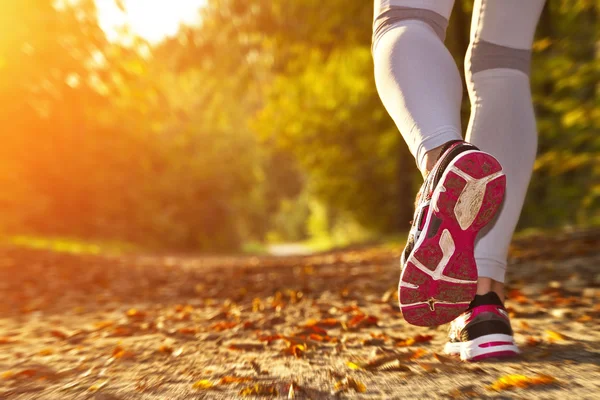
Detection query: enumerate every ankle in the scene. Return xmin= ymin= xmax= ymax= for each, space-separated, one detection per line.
xmin=420 ymin=140 xmax=465 ymax=178
xmin=421 ymin=146 xmax=445 ymax=177
xmin=476 ymin=278 xmax=505 ymax=303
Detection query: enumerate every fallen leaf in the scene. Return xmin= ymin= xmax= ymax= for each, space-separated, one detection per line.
xmin=347 ymin=314 xmax=378 ymax=329
xmin=545 ymin=330 xmax=571 ymax=342
xmin=8 ymin=365 xmax=62 ymax=381
xmin=304 ymin=318 xmax=341 ymax=328
xmin=2 ymin=371 xmax=14 ymax=379
xmin=487 ymin=374 xmax=557 ymax=391
xmin=519 ymin=320 xmax=531 ymax=330
xmin=158 ymin=344 xmax=173 ymax=354
xmin=239 ymin=383 xmax=278 ymax=396
xmin=219 ymin=376 xmax=254 ymax=384
xmin=433 ymin=353 xmax=458 ymax=364
xmin=88 ymin=380 xmax=109 ymax=392
xmin=577 ymin=315 xmax=592 ymax=323
xmin=346 ymin=361 xmax=362 ymax=370
xmin=281 ymin=343 xmax=306 ymax=358
xmin=39 ymin=348 xmax=54 ymax=356
xmin=334 ymin=377 xmax=367 ymax=393
xmin=177 ymin=327 xmax=198 ymax=335
xmin=417 ymin=362 xmax=438 ymax=373
xmin=94 ymin=321 xmax=115 ymax=330
xmin=375 ymin=360 xmax=412 ymax=372
xmin=298 ymin=325 xmax=328 ymax=335
xmin=525 ymin=336 xmax=543 ymax=347
xmin=362 ymin=338 xmax=386 ymax=346
xmin=210 ymin=321 xmax=237 ymax=331
xmin=112 ymin=346 xmax=135 ymax=359
xmin=108 ymin=326 xmax=134 ymax=337
xmin=242 ymin=321 xmax=256 ymax=330
xmin=50 ymin=330 xmax=69 ymax=340
xmin=193 ymin=379 xmax=214 ymax=390
xmin=396 ymin=334 xmax=434 ymax=346
xmin=508 ymin=289 xmax=530 ymax=305
xmin=409 ymin=348 xmax=427 ymax=360
xmin=228 ymin=343 xmax=264 ymax=351
xmin=258 ymin=334 xmax=285 ymax=344
xmin=126 ymin=308 xmax=147 ymax=320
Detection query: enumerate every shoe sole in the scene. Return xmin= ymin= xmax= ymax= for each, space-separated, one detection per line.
xmin=444 ymin=333 xmax=519 ymax=361
xmin=399 ymin=150 xmax=506 ymax=327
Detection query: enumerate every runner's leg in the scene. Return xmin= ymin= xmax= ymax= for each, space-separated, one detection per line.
xmin=373 ymin=0 xmax=459 ymax=176
xmin=465 ymin=0 xmax=546 ymax=296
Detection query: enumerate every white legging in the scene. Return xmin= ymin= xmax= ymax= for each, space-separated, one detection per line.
xmin=373 ymin=0 xmax=546 ymax=283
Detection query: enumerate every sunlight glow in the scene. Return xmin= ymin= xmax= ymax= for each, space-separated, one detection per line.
xmin=95 ymin=0 xmax=206 ymax=43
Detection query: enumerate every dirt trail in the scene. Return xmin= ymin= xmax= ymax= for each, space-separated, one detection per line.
xmin=0 ymin=230 xmax=599 ymax=399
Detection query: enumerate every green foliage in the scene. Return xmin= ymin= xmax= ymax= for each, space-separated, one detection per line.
xmin=523 ymin=0 xmax=600 ymax=227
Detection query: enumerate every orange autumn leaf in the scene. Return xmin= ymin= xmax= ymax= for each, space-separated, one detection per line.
xmin=396 ymin=337 xmax=416 ymax=347
xmin=487 ymin=374 xmax=557 ymax=391
xmin=409 ymin=348 xmax=427 ymax=360
xmin=519 ymin=320 xmax=531 ymax=330
xmin=281 ymin=343 xmax=306 ymax=358
xmin=347 ymin=314 xmax=378 ymax=329
xmin=39 ymin=348 xmax=54 ymax=356
xmin=577 ymin=315 xmax=592 ymax=323
xmin=174 ymin=304 xmax=194 ymax=313
xmin=525 ymin=336 xmax=543 ymax=347
xmin=301 ymin=325 xmax=328 ymax=335
xmin=50 ymin=330 xmax=69 ymax=340
xmin=396 ymin=334 xmax=433 ymax=347
xmin=219 ymin=376 xmax=254 ymax=384
xmin=0 ymin=337 xmax=17 ymax=345
xmin=545 ymin=330 xmax=571 ymax=342
xmin=94 ymin=321 xmax=114 ymax=330
xmin=334 ymin=377 xmax=367 ymax=393
xmin=110 ymin=326 xmax=134 ymax=337
xmin=413 ymin=334 xmax=434 ymax=343
xmin=16 ymin=369 xmax=38 ymax=379
xmin=508 ymin=289 xmax=530 ymax=305
xmin=177 ymin=327 xmax=198 ymax=335
xmin=126 ymin=308 xmax=147 ymax=320
xmin=340 ymin=305 xmax=361 ymax=313
xmin=112 ymin=346 xmax=135 ymax=359
xmin=1 ymin=371 xmax=14 ymax=379
xmin=305 ymin=318 xmax=340 ymax=328
xmin=210 ymin=321 xmax=237 ymax=331
xmin=158 ymin=344 xmax=173 ymax=354
xmin=239 ymin=383 xmax=278 ymax=396
xmin=257 ymin=334 xmax=285 ymax=344
xmin=307 ymin=333 xmax=325 ymax=342
xmin=228 ymin=343 xmax=264 ymax=351
xmin=242 ymin=321 xmax=256 ymax=330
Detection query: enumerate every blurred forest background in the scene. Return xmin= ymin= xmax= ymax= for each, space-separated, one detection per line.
xmin=0 ymin=0 xmax=598 ymax=253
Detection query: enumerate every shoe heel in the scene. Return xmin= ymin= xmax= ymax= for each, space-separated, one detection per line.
xmin=460 ymin=333 xmax=520 ymax=361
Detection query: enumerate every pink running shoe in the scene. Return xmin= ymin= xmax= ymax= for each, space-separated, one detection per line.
xmin=399 ymin=141 xmax=506 ymax=326
xmin=444 ymin=292 xmax=519 ymax=361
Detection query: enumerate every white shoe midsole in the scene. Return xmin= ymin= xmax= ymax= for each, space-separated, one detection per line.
xmin=444 ymin=333 xmax=519 ymax=361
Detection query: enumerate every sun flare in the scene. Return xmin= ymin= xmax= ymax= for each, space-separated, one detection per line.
xmin=95 ymin=0 xmax=206 ymax=43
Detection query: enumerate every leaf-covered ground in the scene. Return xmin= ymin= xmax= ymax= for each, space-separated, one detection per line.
xmin=1 ymin=230 xmax=599 ymax=399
